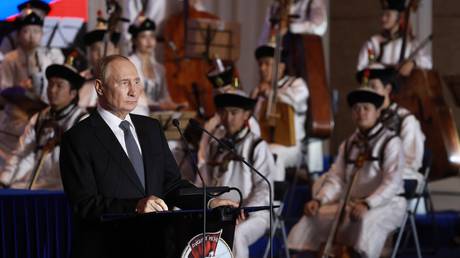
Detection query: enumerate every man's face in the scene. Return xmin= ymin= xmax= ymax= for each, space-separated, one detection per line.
xmin=257 ymin=57 xmax=285 ymax=83
xmin=218 ymin=107 xmax=251 ymax=135
xmin=88 ymin=41 xmax=118 ymax=68
xmin=97 ymin=59 xmax=142 ymax=117
xmin=351 ymin=102 xmax=381 ymax=131
xmin=381 ymin=10 xmax=399 ymax=31
xmin=18 ymin=25 xmax=43 ymax=50
xmin=368 ymin=79 xmax=391 ymax=107
xmin=134 ymin=30 xmax=156 ymax=55
xmin=47 ymin=77 xmax=77 ymax=110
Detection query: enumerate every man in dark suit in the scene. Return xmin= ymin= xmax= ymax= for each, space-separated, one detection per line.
xmin=60 ymin=55 xmax=235 ymax=258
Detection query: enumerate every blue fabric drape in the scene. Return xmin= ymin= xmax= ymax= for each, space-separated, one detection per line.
xmin=0 ymin=189 xmax=72 ymax=258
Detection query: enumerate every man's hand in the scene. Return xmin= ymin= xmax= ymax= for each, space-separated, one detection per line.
xmin=303 ymin=199 xmax=320 ymax=217
xmin=350 ymin=202 xmax=369 ymax=221
xmin=136 ymin=195 xmax=169 ymax=213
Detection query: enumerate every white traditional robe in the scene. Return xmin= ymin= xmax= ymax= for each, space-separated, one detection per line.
xmin=254 ymin=76 xmax=314 ymax=180
xmin=357 ymin=34 xmax=432 ymax=72
xmin=288 ymin=123 xmax=407 ymax=258
xmin=1 ymin=47 xmax=64 ymax=103
xmin=199 ymin=127 xmax=275 ymax=258
xmin=258 ymin=0 xmax=328 ymax=44
xmin=0 ymin=103 xmax=87 ymax=189
xmin=380 ymin=102 xmax=425 ymax=188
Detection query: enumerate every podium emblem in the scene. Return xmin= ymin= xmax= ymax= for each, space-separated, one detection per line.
xmin=181 ymin=230 xmax=233 ymax=258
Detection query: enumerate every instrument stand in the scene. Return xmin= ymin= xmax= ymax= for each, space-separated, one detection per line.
xmin=185 ymin=18 xmax=240 ymax=62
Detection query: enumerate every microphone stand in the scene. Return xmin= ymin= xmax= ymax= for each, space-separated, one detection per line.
xmin=172 ymin=119 xmax=207 ymax=257
xmin=189 ymin=119 xmax=274 ymax=258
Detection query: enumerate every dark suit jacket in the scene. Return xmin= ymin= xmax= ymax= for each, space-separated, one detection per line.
xmin=60 ymin=111 xmax=200 ymax=258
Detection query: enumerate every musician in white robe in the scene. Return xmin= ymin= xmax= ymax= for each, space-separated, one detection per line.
xmin=128 ymin=14 xmax=186 ymax=113
xmin=288 ymin=88 xmax=406 ymax=258
xmin=1 ymin=11 xmax=64 ymax=103
xmin=251 ymin=45 xmax=314 ymax=181
xmin=0 ymin=63 xmax=87 ymax=189
xmin=0 ymin=0 xmax=51 ymax=54
xmin=258 ymin=0 xmax=328 ymax=45
xmin=356 ymin=0 xmax=432 ymax=76
xmin=199 ymin=90 xmax=275 ymax=258
xmin=357 ymin=67 xmax=425 ymax=188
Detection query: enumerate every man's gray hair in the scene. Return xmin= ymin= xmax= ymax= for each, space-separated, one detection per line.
xmin=95 ymin=54 xmax=130 ymax=84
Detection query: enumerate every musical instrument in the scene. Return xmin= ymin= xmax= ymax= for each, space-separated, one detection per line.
xmin=163 ymin=3 xmax=218 ymax=119
xmin=320 ymin=153 xmax=367 ymax=258
xmin=28 ymin=119 xmax=61 ymax=190
xmin=301 ymin=34 xmax=334 ymax=138
xmin=257 ymin=0 xmax=297 ymax=146
xmin=393 ymin=0 xmax=460 ymax=179
xmin=394 ymin=69 xmax=460 ymax=179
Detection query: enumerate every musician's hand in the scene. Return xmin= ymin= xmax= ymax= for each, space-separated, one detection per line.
xmin=136 ymin=195 xmax=169 ymax=213
xmin=257 ymin=82 xmax=272 ymax=97
xmin=399 ymin=60 xmax=415 ymax=77
xmin=19 ymin=79 xmax=33 ymax=89
xmin=204 ymin=114 xmax=221 ymax=133
xmin=303 ymin=199 xmax=320 ymax=217
xmin=350 ymin=202 xmax=369 ymax=221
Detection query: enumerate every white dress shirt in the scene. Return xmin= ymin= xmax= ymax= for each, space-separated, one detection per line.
xmin=97 ymin=106 xmax=143 ymax=156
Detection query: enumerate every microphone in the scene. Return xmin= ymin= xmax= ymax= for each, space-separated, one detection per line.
xmin=188 ymin=118 xmax=275 ymax=258
xmin=172 ymin=118 xmax=207 ymax=257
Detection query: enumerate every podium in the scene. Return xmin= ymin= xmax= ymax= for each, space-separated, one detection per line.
xmin=101 ymin=207 xmax=235 ymax=258
xmin=101 ymin=206 xmax=272 ymax=258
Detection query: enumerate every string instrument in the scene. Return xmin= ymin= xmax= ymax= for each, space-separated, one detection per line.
xmin=27 ymin=119 xmax=62 ymax=190
xmin=301 ymin=34 xmax=334 ymax=139
xmin=103 ymin=0 xmax=126 ymax=57
xmin=163 ymin=3 xmax=218 ymax=119
xmin=394 ymin=69 xmax=460 ymax=179
xmin=258 ymin=0 xmax=296 ymax=146
xmin=319 ymin=152 xmax=367 ymax=258
xmin=393 ymin=0 xmax=460 ymax=179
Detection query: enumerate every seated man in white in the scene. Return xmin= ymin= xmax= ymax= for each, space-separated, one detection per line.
xmin=288 ymin=87 xmax=406 ymax=258
xmin=199 ymin=90 xmax=275 ymax=258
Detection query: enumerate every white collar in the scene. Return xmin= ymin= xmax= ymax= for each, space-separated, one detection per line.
xmin=97 ymin=105 xmax=135 ymax=132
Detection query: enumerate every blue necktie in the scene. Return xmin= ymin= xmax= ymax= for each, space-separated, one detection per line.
xmin=119 ymin=120 xmax=145 ymax=189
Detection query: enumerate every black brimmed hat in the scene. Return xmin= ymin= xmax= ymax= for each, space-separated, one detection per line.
xmin=46 ymin=62 xmax=85 ymax=90
xmin=16 ymin=11 xmax=44 ymax=28
xmin=356 ymin=67 xmax=399 ymax=92
xmin=208 ymin=65 xmax=235 ymax=89
xmin=380 ymin=0 xmax=406 ymax=12
xmin=0 ymin=86 xmax=47 ymax=114
xmin=255 ymin=45 xmax=288 ymax=63
xmin=214 ymin=90 xmax=256 ymax=110
xmin=128 ymin=15 xmax=156 ymax=37
xmin=84 ymin=29 xmax=121 ymax=46
xmin=347 ymin=87 xmax=385 ymax=108
xmin=17 ymin=0 xmax=51 ymax=15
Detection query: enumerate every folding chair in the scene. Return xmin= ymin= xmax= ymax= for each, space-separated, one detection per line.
xmin=264 ymin=181 xmax=291 ymax=258
xmin=391 ymin=150 xmax=432 ymax=258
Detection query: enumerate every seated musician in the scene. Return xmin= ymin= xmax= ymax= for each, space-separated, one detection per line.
xmin=128 ymin=13 xmax=186 ymax=112
xmin=0 ymin=60 xmax=87 ymax=189
xmin=357 ymin=66 xmax=425 ymax=188
xmin=251 ymin=44 xmax=310 ymax=181
xmin=199 ymin=89 xmax=275 ymax=258
xmin=288 ymin=87 xmax=406 ymax=258
xmin=1 ymin=10 xmax=64 ymax=102
xmin=356 ymin=0 xmax=432 ymax=76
